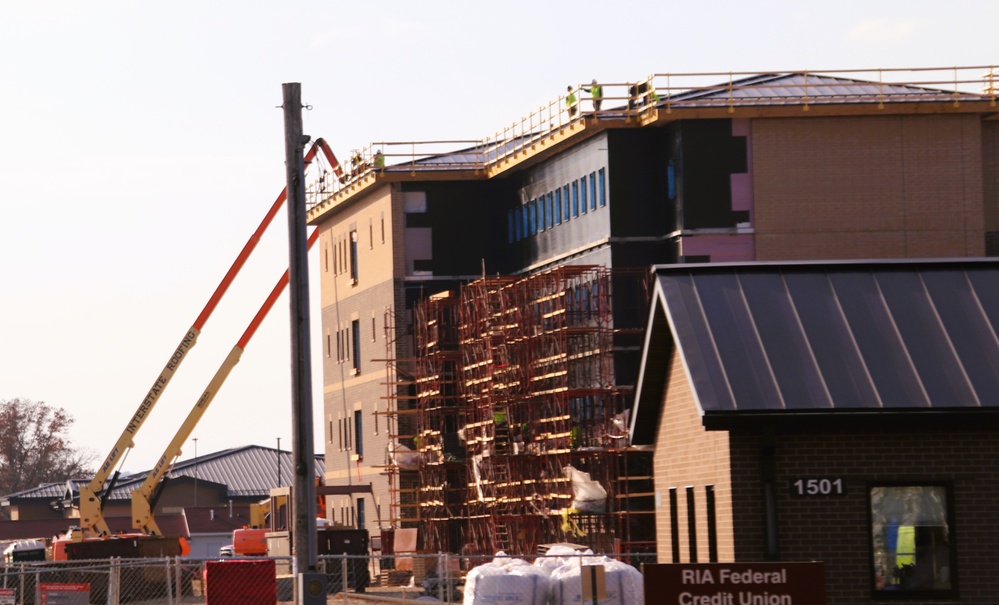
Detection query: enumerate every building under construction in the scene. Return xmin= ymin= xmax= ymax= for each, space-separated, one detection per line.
xmin=305 ymin=66 xmax=999 ymax=560
xmin=380 ymin=266 xmax=655 ymax=556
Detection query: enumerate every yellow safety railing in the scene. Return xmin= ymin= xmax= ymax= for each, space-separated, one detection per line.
xmin=307 ymin=65 xmax=997 ymax=212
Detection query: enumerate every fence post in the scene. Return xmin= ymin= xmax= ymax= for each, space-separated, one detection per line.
xmin=173 ymin=556 xmax=183 ymax=604
xmin=108 ymin=557 xmax=120 ymax=605
xmin=341 ymin=556 xmax=348 ymax=603
xmin=163 ymin=557 xmax=173 ymax=605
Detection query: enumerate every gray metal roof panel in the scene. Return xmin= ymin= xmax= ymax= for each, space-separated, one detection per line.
xmin=652 ymin=259 xmax=999 ymax=415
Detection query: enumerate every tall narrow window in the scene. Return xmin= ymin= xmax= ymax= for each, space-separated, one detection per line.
xmin=515 ymin=207 xmax=523 ymax=241
xmin=670 ymin=488 xmax=680 ymax=563
xmin=354 ymin=410 xmax=363 ymax=456
xmin=870 ymin=484 xmax=954 ymax=594
xmin=547 ymin=192 xmax=555 ymax=229
xmin=351 ymin=319 xmax=361 ymax=373
xmin=686 ymin=486 xmax=697 ymax=563
xmin=529 ymin=200 xmax=537 ymax=235
xmin=349 ymin=230 xmax=359 ymax=282
xmin=324 ymin=244 xmax=329 ymax=272
xmin=562 ymin=185 xmax=570 ymax=220
xmin=580 ymin=176 xmax=588 ymax=214
xmin=326 ymin=332 xmax=331 ymax=358
xmin=521 ymin=203 xmax=529 ymax=237
xmin=589 ymin=171 xmax=597 ymax=211
xmin=357 ymin=497 xmax=366 ymax=530
xmin=369 ymin=218 xmax=374 ymax=249
xmin=380 ymin=212 xmax=385 ymax=243
xmin=371 ymin=315 xmax=376 ymax=341
xmin=572 ymin=182 xmax=580 ymax=217
xmin=555 ymin=189 xmax=562 ymax=224
xmin=706 ymin=485 xmax=718 ymax=562
xmin=598 ymin=168 xmax=607 ymax=207
xmin=538 ymin=196 xmax=546 ymax=231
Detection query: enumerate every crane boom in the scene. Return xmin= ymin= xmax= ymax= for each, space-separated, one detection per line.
xmin=132 ymin=228 xmax=320 ymax=536
xmin=76 ymin=140 xmax=341 ymax=538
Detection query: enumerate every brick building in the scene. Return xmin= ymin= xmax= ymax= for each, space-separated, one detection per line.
xmin=304 ymin=67 xmax=999 ymax=555
xmin=630 ymin=259 xmax=999 ymax=603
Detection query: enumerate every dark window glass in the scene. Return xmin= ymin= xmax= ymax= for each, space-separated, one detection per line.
xmin=589 ymin=171 xmax=597 ymax=210
xmin=563 ymin=185 xmax=570 ymax=219
xmin=349 ymin=231 xmax=358 ymax=282
xmin=598 ymin=168 xmax=607 ymax=207
xmin=572 ymin=182 xmax=580 ymax=217
xmin=354 ymin=410 xmax=363 ymax=455
xmin=580 ymin=176 xmax=588 ymax=213
xmin=870 ymin=485 xmax=953 ymax=594
xmin=555 ymin=189 xmax=563 ymax=224
xmin=351 ymin=319 xmax=361 ymax=372
xmin=547 ymin=193 xmax=555 ymax=229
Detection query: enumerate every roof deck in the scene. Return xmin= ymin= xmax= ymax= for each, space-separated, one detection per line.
xmin=307 ymin=65 xmax=998 ymax=223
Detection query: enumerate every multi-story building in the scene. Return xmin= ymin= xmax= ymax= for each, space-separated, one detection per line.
xmin=305 ymin=66 xmax=998 ymax=555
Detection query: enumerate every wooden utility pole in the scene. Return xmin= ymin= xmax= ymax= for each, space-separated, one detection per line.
xmin=281 ymin=82 xmax=323 ymax=604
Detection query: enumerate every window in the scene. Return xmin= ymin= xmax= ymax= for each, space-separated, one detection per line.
xmin=870 ymin=484 xmax=954 ymax=594
xmin=371 ymin=315 xmax=376 ymax=341
xmin=572 ymin=182 xmax=580 ymax=217
xmin=357 ymin=497 xmax=366 ymax=530
xmin=589 ymin=171 xmax=597 ymax=211
xmin=580 ymin=176 xmax=588 ymax=214
xmin=354 ymin=410 xmax=363 ymax=456
xmin=562 ymin=185 xmax=570 ymax=219
xmin=514 ymin=207 xmax=522 ymax=241
xmin=598 ymin=168 xmax=607 ymax=207
xmin=667 ymin=160 xmax=676 ymax=200
xmin=349 ymin=230 xmax=358 ymax=282
xmin=555 ymin=189 xmax=562 ymax=224
xmin=326 ymin=332 xmax=331 ymax=358
xmin=380 ymin=212 xmax=385 ymax=243
xmin=547 ymin=193 xmax=555 ymax=229
xmin=521 ymin=203 xmax=529 ymax=237
xmin=351 ymin=319 xmax=361 ymax=373
xmin=529 ymin=200 xmax=537 ymax=235
xmin=538 ymin=196 xmax=546 ymax=231
xmin=369 ymin=218 xmax=374 ymax=249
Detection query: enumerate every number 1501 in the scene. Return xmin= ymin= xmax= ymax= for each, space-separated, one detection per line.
xmin=791 ymin=478 xmax=845 ymax=496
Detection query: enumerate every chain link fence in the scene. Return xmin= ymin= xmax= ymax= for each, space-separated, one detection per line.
xmin=0 ymin=551 xmax=653 ymax=604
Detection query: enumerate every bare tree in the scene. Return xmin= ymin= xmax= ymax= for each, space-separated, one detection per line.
xmin=0 ymin=398 xmax=94 ymax=497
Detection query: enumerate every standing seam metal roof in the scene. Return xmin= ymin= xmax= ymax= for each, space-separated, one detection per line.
xmin=649 ymin=259 xmax=999 ymax=415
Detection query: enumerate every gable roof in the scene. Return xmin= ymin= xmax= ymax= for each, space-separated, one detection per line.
xmin=631 ymin=259 xmax=999 ymax=443
xmin=2 ymin=445 xmax=325 ymax=504
xmin=663 ymin=72 xmax=984 ymax=108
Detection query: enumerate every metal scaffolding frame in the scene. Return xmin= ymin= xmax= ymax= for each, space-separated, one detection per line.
xmin=381 ymin=267 xmax=655 ymax=557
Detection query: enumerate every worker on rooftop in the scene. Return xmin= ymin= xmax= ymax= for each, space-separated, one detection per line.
xmin=566 ymin=85 xmax=578 ymax=119
xmin=583 ymin=79 xmax=603 ymax=112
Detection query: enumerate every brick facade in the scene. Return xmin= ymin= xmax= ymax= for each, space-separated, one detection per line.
xmin=753 ymin=115 xmax=985 ymax=260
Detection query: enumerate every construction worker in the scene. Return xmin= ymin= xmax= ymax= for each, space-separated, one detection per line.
xmin=566 ymin=85 xmax=578 ymax=118
xmin=374 ymin=150 xmax=385 ymax=170
xmin=583 ymin=79 xmax=603 ymax=112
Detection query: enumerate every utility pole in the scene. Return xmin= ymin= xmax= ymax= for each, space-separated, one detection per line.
xmin=282 ymin=82 xmax=324 ymax=604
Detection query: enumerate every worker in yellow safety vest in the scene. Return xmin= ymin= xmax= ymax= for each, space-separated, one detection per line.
xmin=583 ymin=79 xmax=603 ymax=112
xmin=566 ymin=85 xmax=578 ymax=118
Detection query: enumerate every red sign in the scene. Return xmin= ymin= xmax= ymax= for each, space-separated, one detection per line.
xmin=643 ymin=562 xmax=825 ymax=605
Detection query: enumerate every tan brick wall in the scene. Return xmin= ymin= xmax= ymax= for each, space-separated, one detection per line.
xmin=653 ymin=352 xmax=733 ymax=563
xmin=753 ymin=115 xmax=984 ymax=260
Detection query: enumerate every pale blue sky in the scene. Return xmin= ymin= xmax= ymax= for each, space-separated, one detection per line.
xmin=1 ymin=1 xmax=995 ymax=473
